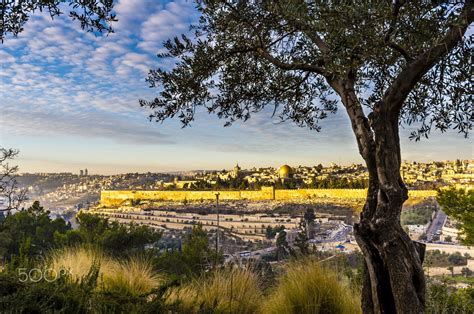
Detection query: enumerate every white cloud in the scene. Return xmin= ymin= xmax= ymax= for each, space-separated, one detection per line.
xmin=0 ymin=102 xmax=173 ymax=145
xmin=138 ymin=0 xmax=198 ymax=53
xmin=0 ymin=51 xmax=15 ymax=63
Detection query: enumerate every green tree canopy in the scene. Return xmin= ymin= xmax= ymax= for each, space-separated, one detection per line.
xmin=68 ymin=212 xmax=162 ymax=256
xmin=437 ymin=187 xmax=474 ymax=245
xmin=154 ymin=224 xmax=221 ymax=277
xmin=0 ymin=201 xmax=71 ymax=263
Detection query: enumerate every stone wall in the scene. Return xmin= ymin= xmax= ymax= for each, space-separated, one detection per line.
xmin=100 ymin=186 xmax=436 ymax=207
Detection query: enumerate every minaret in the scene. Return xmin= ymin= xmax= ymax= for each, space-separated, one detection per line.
xmin=232 ymin=163 xmax=241 ymax=178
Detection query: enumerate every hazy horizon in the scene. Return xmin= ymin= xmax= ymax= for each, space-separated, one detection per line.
xmin=16 ymin=156 xmax=474 ymax=176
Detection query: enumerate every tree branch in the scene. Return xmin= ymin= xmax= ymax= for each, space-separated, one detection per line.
xmin=387 ymin=41 xmax=413 ymax=62
xmin=256 ymin=47 xmax=325 ymax=74
xmin=384 ymin=0 xmax=413 ymax=62
xmin=382 ymin=0 xmax=473 ymax=116
xmin=222 ymin=1 xmax=325 ymax=75
xmin=384 ymin=0 xmax=406 ymax=43
xmin=274 ymin=1 xmax=330 ymax=56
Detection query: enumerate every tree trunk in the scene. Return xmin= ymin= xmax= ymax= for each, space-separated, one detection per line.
xmin=354 ymin=112 xmax=426 ymax=313
xmin=332 ymin=80 xmax=427 ymax=313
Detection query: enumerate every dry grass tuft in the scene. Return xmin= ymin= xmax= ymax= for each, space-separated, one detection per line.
xmin=47 ymin=246 xmax=161 ymax=296
xmin=48 ymin=246 xmax=114 ymax=282
xmin=261 ymin=258 xmax=361 ymax=314
xmin=105 ymin=257 xmax=161 ymax=296
xmin=167 ymin=266 xmax=263 ymax=313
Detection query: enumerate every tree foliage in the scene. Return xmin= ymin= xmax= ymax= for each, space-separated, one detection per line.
xmin=0 ymin=204 xmax=162 ymax=265
xmin=265 ymin=224 xmax=284 ymax=239
xmin=141 ymin=1 xmax=472 ymax=140
xmin=437 ymin=187 xmax=474 ymax=245
xmin=0 ymin=201 xmax=71 ymax=264
xmin=0 ymin=0 xmax=117 ymax=42
xmin=68 ymin=212 xmax=162 ymax=256
xmin=427 ymin=284 xmax=474 ymax=313
xmin=154 ymin=224 xmax=222 ymax=278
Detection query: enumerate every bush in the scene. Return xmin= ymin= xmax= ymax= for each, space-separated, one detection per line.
xmin=426 ymin=283 xmax=474 ymax=313
xmin=0 ymin=263 xmax=170 ymax=313
xmin=166 ymin=266 xmax=262 ymax=313
xmin=261 ymin=258 xmax=361 ymax=314
xmin=0 ymin=264 xmax=99 ymax=313
xmin=0 ymin=201 xmax=71 ymax=262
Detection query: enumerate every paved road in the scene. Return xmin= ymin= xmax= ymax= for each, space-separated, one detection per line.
xmin=426 ymin=209 xmax=446 ymax=240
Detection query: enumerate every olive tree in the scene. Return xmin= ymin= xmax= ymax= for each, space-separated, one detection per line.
xmin=140 ymin=1 xmax=473 ymax=312
xmin=0 ymin=0 xmax=116 ymax=42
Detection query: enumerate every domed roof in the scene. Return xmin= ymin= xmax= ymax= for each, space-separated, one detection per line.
xmin=279 ymin=164 xmax=293 ymax=178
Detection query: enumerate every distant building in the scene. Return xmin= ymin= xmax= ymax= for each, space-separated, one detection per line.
xmin=278 ymin=164 xmax=293 ymax=179
xmin=85 ymin=168 xmax=88 ymax=176
xmin=80 ymin=169 xmax=84 ymax=176
xmin=230 ymin=163 xmax=241 ymax=178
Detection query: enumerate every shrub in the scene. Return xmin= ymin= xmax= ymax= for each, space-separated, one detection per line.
xmin=166 ymin=266 xmax=262 ymax=313
xmin=426 ymin=283 xmax=474 ymax=313
xmin=261 ymin=258 xmax=361 ymax=314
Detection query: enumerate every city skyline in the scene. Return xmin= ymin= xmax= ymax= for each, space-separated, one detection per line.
xmin=1 ymin=0 xmax=473 ymax=175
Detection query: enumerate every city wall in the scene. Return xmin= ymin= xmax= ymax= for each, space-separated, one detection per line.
xmin=100 ymin=187 xmax=436 ymax=207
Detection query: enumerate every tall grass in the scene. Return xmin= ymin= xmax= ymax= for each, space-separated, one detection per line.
xmin=167 ymin=266 xmax=263 ymax=313
xmin=48 ymin=248 xmax=361 ymax=313
xmin=48 ymin=246 xmax=114 ymax=282
xmin=105 ymin=257 xmax=161 ymax=297
xmin=47 ymin=246 xmax=161 ymax=296
xmin=261 ymin=258 xmax=361 ymax=314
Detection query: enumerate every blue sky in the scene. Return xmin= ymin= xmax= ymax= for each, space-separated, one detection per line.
xmin=0 ymin=0 xmax=472 ymax=175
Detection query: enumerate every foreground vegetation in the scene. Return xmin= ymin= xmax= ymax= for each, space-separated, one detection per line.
xmin=0 ymin=201 xmax=473 ymax=312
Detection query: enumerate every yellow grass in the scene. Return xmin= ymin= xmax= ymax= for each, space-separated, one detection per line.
xmin=261 ymin=258 xmax=361 ymax=314
xmin=48 ymin=248 xmax=361 ymax=312
xmin=48 ymin=246 xmax=114 ymax=282
xmin=47 ymin=246 xmax=161 ymax=296
xmin=167 ymin=266 xmax=263 ymax=313
xmin=105 ymin=257 xmax=161 ymax=296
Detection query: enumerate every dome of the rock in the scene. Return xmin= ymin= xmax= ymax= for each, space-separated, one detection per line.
xmin=279 ymin=164 xmax=293 ymax=178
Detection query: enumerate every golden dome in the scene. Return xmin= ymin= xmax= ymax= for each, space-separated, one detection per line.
xmin=279 ymin=164 xmax=293 ymax=178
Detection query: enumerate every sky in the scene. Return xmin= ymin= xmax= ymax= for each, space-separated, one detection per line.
xmin=0 ymin=0 xmax=472 ymax=175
